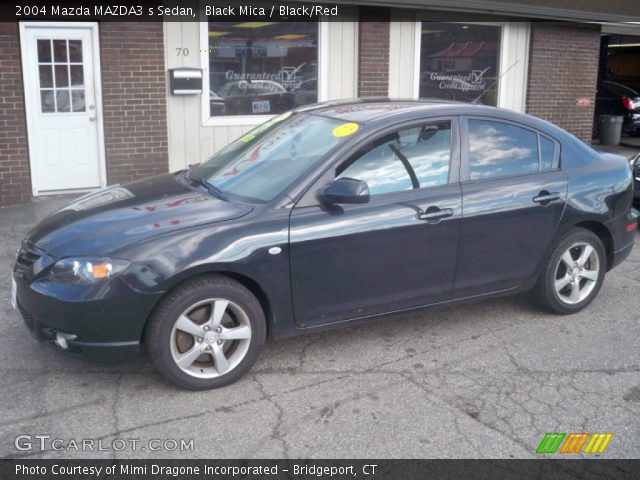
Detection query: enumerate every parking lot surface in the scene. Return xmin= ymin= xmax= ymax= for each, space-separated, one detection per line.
xmin=1 ymin=197 xmax=639 ymax=459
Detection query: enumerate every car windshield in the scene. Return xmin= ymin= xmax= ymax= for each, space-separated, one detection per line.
xmin=190 ymin=113 xmax=352 ymax=203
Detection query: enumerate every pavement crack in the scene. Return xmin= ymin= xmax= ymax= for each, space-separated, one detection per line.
xmin=251 ymin=373 xmax=290 ymax=458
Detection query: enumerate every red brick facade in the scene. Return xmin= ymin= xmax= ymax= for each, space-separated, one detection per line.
xmin=0 ymin=22 xmax=31 ymax=206
xmin=358 ymin=8 xmax=390 ymax=97
xmin=100 ymin=22 xmax=168 ymax=185
xmin=525 ymin=22 xmax=601 ymax=142
xmin=0 ymin=17 xmax=608 ymax=207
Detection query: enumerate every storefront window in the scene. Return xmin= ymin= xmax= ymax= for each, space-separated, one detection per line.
xmin=207 ymin=21 xmax=319 ymax=117
xmin=419 ymin=23 xmax=501 ymax=105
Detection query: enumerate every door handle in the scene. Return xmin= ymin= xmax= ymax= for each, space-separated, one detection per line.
xmin=532 ymin=191 xmax=561 ymax=205
xmin=89 ymin=117 xmax=96 ymax=122
xmin=417 ymin=207 xmax=454 ymax=222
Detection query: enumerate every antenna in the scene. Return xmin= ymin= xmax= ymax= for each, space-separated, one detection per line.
xmin=471 ymin=60 xmax=520 ymax=104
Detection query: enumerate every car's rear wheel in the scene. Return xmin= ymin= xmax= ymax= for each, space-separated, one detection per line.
xmin=146 ymin=275 xmax=266 ymax=390
xmin=533 ymin=228 xmax=606 ymax=314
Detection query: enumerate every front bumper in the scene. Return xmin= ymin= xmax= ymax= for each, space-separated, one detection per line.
xmin=14 ymin=272 xmax=163 ymax=363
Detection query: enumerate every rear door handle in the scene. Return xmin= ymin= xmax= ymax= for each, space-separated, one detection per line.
xmin=532 ymin=191 xmax=561 ymax=205
xmin=418 ymin=207 xmax=454 ymax=222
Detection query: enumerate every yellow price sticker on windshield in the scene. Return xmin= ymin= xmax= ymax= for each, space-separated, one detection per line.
xmin=239 ymin=133 xmax=256 ymax=143
xmin=333 ymin=122 xmax=359 ymax=138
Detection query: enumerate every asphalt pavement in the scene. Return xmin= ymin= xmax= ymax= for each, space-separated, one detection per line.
xmin=1 ymin=196 xmax=639 ymax=459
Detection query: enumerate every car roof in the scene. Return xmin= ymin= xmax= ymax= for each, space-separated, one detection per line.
xmin=292 ymin=98 xmax=578 ymax=147
xmin=294 ymin=98 xmax=504 ymax=123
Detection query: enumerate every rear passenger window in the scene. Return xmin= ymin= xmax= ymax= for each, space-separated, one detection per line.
xmin=468 ymin=120 xmax=538 ymax=181
xmin=540 ymin=135 xmax=560 ymax=171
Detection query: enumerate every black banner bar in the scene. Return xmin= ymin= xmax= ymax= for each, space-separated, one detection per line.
xmin=1 ymin=459 xmax=640 ymax=480
xmin=2 ymin=0 xmax=574 ymax=22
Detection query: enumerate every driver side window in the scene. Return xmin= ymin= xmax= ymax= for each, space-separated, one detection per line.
xmin=337 ymin=122 xmax=452 ymax=196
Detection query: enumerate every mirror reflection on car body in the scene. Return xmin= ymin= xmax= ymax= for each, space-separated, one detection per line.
xmin=12 ymin=99 xmax=638 ymax=390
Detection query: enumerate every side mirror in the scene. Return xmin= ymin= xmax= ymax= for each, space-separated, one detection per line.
xmin=323 ymin=177 xmax=370 ymax=204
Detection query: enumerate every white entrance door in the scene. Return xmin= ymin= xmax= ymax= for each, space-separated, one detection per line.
xmin=20 ymin=24 xmax=104 ymax=194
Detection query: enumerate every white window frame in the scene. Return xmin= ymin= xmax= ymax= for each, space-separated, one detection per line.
xmin=397 ymin=20 xmax=529 ymax=113
xmin=199 ymin=21 xmax=329 ymax=127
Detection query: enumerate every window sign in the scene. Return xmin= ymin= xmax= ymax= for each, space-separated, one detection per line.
xmin=207 ymin=21 xmax=319 ymax=117
xmin=419 ymin=23 xmax=501 ymax=105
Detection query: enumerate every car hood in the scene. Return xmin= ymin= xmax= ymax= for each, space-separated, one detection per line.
xmin=27 ymin=173 xmax=253 ymax=258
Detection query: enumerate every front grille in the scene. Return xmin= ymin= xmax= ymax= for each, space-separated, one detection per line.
xmin=14 ymin=241 xmax=44 ymax=279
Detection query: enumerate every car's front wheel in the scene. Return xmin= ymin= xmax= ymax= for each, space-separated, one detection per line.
xmin=533 ymin=228 xmax=606 ymax=314
xmin=146 ymin=275 xmax=266 ymax=390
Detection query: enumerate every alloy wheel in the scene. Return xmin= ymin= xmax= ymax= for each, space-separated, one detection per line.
xmin=169 ymin=298 xmax=252 ymax=378
xmin=553 ymin=242 xmax=600 ymax=305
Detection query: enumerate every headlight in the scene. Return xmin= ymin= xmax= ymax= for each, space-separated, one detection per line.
xmin=47 ymin=257 xmax=130 ymax=285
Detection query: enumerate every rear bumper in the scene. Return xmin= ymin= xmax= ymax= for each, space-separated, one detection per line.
xmin=606 ymin=208 xmax=638 ymax=270
xmin=611 ymin=239 xmax=635 ymax=270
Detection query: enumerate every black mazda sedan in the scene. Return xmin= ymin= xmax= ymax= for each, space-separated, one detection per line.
xmin=13 ymin=99 xmax=638 ymax=390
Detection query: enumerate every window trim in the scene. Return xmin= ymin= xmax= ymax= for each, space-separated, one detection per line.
xmin=199 ymin=21 xmax=329 ymax=127
xmin=538 ymin=133 xmax=562 ymax=171
xmin=460 ymin=116 xmax=558 ymax=183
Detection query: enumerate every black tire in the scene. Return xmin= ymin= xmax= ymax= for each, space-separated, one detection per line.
xmin=145 ymin=275 xmax=266 ymax=390
xmin=532 ymin=228 xmax=606 ymax=315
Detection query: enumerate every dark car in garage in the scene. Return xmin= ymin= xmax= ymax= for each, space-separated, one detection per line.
xmin=632 ymin=152 xmax=640 ymax=205
xmin=13 ymin=99 xmax=637 ymax=390
xmin=594 ymin=80 xmax=640 ymax=137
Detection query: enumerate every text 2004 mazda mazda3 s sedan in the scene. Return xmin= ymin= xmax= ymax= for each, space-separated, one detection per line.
xmin=13 ymin=100 xmax=638 ymax=390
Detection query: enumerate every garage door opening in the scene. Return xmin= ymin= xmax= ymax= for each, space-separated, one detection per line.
xmin=594 ymin=34 xmax=640 ymax=144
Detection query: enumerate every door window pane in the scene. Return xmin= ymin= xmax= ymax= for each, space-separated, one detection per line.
xmin=71 ymin=90 xmax=85 ymax=112
xmin=56 ymin=90 xmax=70 ymax=112
xmin=38 ymin=65 xmax=53 ymax=88
xmin=68 ymin=40 xmax=82 ymax=62
xmin=207 ymin=21 xmax=318 ymax=117
xmin=70 ymin=65 xmax=84 ymax=86
xmin=37 ymin=39 xmax=51 ymax=63
xmin=53 ymin=39 xmax=68 ymax=62
xmin=338 ymin=122 xmax=452 ymax=195
xmin=54 ymin=65 xmax=69 ymax=87
xmin=419 ymin=23 xmax=501 ymax=105
xmin=398 ymin=122 xmax=451 ymax=188
xmin=40 ymin=90 xmax=55 ymax=113
xmin=468 ymin=120 xmax=538 ymax=180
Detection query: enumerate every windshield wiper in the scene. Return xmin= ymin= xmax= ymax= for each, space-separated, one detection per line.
xmin=186 ymin=169 xmax=227 ymax=201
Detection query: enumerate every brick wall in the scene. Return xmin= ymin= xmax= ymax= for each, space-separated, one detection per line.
xmin=0 ymin=22 xmax=31 ymax=206
xmin=100 ymin=22 xmax=169 ymax=185
xmin=526 ymin=22 xmax=601 ymax=142
xmin=358 ymin=7 xmax=390 ymax=97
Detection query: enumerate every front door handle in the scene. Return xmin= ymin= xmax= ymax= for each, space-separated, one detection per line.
xmin=418 ymin=207 xmax=454 ymax=222
xmin=533 ymin=191 xmax=561 ymax=205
